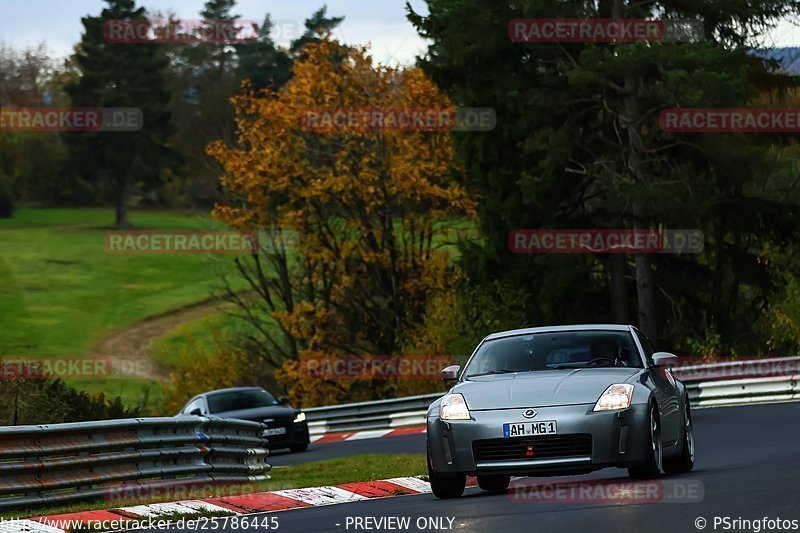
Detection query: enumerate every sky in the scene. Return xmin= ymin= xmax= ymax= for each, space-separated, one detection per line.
xmin=0 ymin=0 xmax=432 ymax=66
xmin=2 ymin=1 xmax=800 ymax=67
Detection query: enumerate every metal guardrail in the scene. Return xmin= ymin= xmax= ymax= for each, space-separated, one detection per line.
xmin=674 ymin=356 xmax=800 ymax=407
xmin=687 ymin=375 xmax=800 ymax=406
xmin=0 ymin=416 xmax=270 ymax=510
xmin=672 ymin=356 xmax=800 ymax=382
xmin=305 ymin=393 xmax=441 ymax=435
xmin=305 ymin=357 xmax=800 ymax=435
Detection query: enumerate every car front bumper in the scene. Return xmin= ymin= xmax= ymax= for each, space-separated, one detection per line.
xmin=427 ymin=403 xmax=649 ymax=475
xmin=264 ymin=421 xmax=310 ymax=450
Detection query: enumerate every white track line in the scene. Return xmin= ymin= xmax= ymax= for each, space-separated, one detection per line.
xmin=119 ymin=500 xmax=236 ymax=517
xmin=345 ymin=429 xmax=394 ymax=441
xmin=384 ymin=477 xmax=432 ymax=494
xmin=272 ymin=486 xmax=368 ymax=506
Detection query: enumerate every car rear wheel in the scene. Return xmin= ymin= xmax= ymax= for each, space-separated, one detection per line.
xmin=664 ymin=402 xmax=694 ymax=474
xmin=628 ymin=404 xmax=662 ymax=479
xmin=427 ymin=445 xmax=466 ymax=499
xmin=290 ymin=443 xmax=309 ymax=453
xmin=477 ymin=475 xmax=510 ymax=493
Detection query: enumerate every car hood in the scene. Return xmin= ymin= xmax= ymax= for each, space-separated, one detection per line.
xmin=213 ymin=405 xmax=296 ymax=423
xmin=453 ymin=368 xmax=640 ymax=410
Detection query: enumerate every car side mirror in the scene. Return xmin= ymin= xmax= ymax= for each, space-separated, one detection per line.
xmin=652 ymin=352 xmax=678 ymax=367
xmin=440 ymin=365 xmax=460 ymax=381
xmin=278 ymin=397 xmax=289 ymax=404
xmin=188 ymin=408 xmax=202 ymax=416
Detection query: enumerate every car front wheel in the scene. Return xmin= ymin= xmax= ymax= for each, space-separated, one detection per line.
xmin=664 ymin=401 xmax=694 ymax=474
xmin=628 ymin=404 xmax=662 ymax=479
xmin=428 ymin=445 xmax=466 ymax=499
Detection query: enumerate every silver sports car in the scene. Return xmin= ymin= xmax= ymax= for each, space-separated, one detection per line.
xmin=427 ymin=324 xmax=695 ymax=498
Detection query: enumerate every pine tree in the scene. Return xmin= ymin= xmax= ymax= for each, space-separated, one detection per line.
xmin=64 ymin=0 xmax=174 ymax=228
xmin=235 ymin=14 xmax=293 ymax=91
xmin=409 ymin=0 xmax=800 ymax=350
xmin=290 ymin=6 xmax=345 ymax=57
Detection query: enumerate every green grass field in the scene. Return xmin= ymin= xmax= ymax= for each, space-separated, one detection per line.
xmin=0 ymin=208 xmax=476 ymax=412
xmin=0 ymin=208 xmax=247 ymax=409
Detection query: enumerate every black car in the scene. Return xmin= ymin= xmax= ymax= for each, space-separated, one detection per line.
xmin=179 ymin=387 xmax=310 ymax=452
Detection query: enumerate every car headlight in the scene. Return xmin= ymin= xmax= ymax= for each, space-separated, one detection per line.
xmin=593 ymin=384 xmax=634 ymax=412
xmin=440 ymin=393 xmax=471 ymax=420
xmin=293 ymin=411 xmax=306 ymax=423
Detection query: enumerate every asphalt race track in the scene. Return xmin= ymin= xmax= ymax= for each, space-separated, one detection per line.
xmin=148 ymin=402 xmax=800 ymax=533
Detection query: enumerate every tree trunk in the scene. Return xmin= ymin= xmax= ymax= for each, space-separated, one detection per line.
xmin=115 ymin=183 xmax=130 ymax=229
xmin=615 ymin=0 xmax=657 ymax=339
xmin=610 ymin=255 xmax=628 ymax=323
xmin=633 ymin=207 xmax=657 ymax=338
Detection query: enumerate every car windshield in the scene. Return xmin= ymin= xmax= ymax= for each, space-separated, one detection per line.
xmin=206 ymin=389 xmax=279 ymax=414
xmin=464 ymin=330 xmax=643 ymax=377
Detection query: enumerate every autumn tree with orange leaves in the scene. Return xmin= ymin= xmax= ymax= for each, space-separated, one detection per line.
xmin=208 ymin=38 xmax=476 ymax=406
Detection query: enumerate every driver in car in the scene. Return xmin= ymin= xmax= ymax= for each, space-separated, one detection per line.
xmin=590 ymin=337 xmax=628 ymax=366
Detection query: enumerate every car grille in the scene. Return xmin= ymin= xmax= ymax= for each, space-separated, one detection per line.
xmin=473 ymin=434 xmax=592 ymax=462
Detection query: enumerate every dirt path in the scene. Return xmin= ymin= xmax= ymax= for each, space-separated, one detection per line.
xmin=94 ymin=296 xmax=233 ymax=380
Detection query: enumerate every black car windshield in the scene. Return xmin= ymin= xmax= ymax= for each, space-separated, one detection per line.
xmin=464 ymin=330 xmax=643 ymax=377
xmin=207 ymin=389 xmax=279 ymax=413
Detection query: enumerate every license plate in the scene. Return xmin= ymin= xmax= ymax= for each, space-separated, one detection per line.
xmin=503 ymin=421 xmax=557 ymax=437
xmin=264 ymin=427 xmax=287 ymax=436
